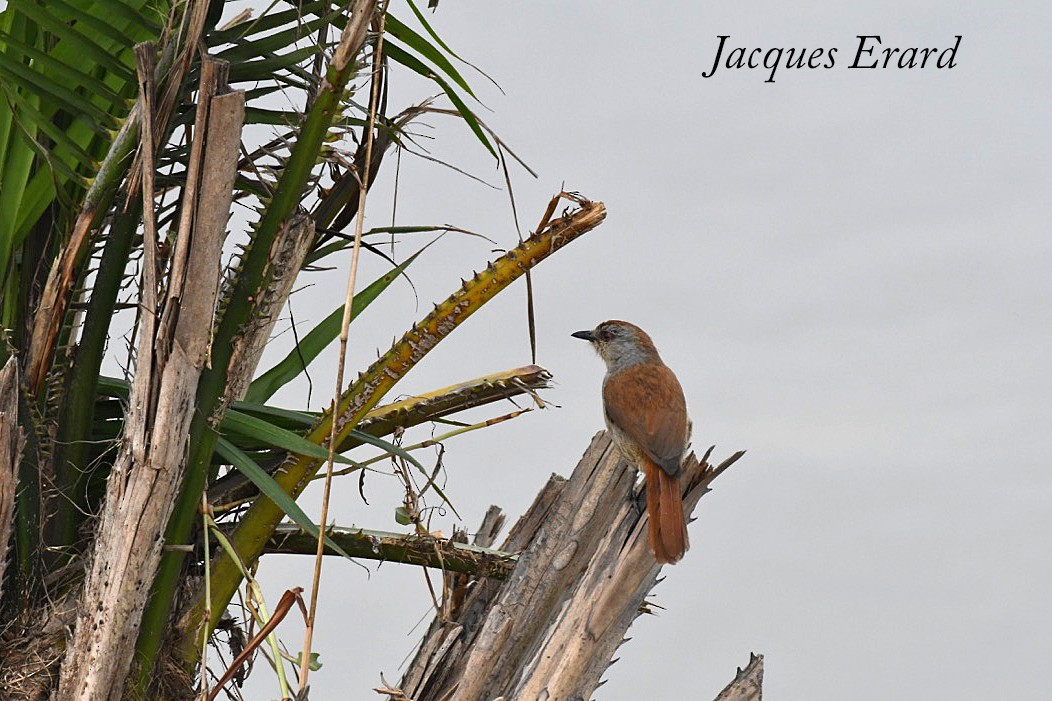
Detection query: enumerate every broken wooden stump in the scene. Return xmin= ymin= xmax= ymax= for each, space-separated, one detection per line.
xmin=397 ymin=431 xmax=745 ymax=701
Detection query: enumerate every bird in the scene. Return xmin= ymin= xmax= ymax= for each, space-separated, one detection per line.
xmin=572 ymin=320 xmax=690 ymax=564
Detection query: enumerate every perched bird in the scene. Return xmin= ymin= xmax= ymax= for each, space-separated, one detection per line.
xmin=572 ymin=320 xmax=690 ymax=564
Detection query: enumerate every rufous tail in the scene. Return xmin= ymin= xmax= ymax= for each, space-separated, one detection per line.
xmin=643 ymin=459 xmax=689 ymax=564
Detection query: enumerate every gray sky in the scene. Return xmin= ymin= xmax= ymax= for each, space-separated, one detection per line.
xmin=239 ymin=1 xmax=1051 ymax=699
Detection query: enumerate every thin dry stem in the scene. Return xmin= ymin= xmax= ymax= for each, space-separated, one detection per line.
xmin=199 ymin=493 xmax=211 ymax=700
xmin=300 ymin=0 xmax=389 ymax=688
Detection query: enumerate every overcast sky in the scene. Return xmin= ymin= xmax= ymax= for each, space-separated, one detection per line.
xmin=236 ymin=2 xmax=1051 ymax=699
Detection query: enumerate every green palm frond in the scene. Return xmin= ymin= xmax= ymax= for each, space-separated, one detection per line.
xmin=0 ymin=0 xmax=161 ymax=251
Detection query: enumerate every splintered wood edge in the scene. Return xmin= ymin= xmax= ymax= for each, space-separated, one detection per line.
xmin=712 ymin=652 xmax=764 ymax=701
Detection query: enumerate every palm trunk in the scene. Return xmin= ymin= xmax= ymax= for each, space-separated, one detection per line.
xmin=55 ymin=59 xmax=245 ymax=701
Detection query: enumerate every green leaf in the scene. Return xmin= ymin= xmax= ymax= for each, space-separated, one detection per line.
xmin=0 ymin=97 xmax=38 ymax=274
xmin=221 ymin=408 xmax=359 ymax=467
xmin=215 ymin=12 xmax=339 ymax=64
xmin=207 ymin=1 xmax=334 ymax=46
xmin=96 ymin=375 xmax=129 ymax=399
xmin=97 ymin=378 xmax=430 ymax=477
xmin=0 ymin=49 xmax=115 ymax=129
xmin=4 ymin=94 xmax=97 ymax=178
xmin=384 ymin=43 xmax=494 ymax=157
xmin=226 ymin=45 xmax=319 ymax=87
xmin=305 ymin=224 xmax=439 ymax=266
xmin=292 ymin=651 xmax=323 ymax=671
xmin=229 ymin=400 xmax=318 ymax=431
xmin=0 ymin=29 xmax=124 ymax=110
xmin=244 ymin=246 xmax=426 ymax=404
xmin=404 ymin=0 xmax=457 ymax=55
xmin=385 ymin=15 xmax=477 ymax=99
xmin=394 ymin=506 xmax=412 ymax=526
xmin=403 ymin=0 xmax=502 ymax=95
xmin=6 ymin=0 xmax=134 ymax=80
xmin=228 ymin=399 xmax=456 ymax=518
xmin=214 ymin=437 xmax=357 ymax=562
xmin=0 ymin=0 xmax=151 ymax=246
xmin=347 ymin=429 xmax=424 ymax=471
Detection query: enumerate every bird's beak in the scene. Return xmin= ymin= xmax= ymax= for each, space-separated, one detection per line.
xmin=571 ymin=330 xmax=596 ymax=342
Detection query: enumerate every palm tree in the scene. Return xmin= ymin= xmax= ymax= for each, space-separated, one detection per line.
xmin=0 ymin=1 xmax=605 ymax=697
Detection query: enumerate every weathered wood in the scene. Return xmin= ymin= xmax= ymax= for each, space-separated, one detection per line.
xmin=261 ymin=524 xmax=518 ymax=578
xmin=400 ymin=476 xmax=566 ymax=700
xmin=451 ymin=434 xmax=627 ymax=701
xmin=56 ymin=59 xmax=245 ymax=701
xmin=712 ymin=653 xmax=764 ymax=701
xmin=512 ymin=443 xmax=743 ymax=701
xmin=396 ymin=432 xmax=745 ymax=701
xmin=0 ymin=358 xmax=22 ymax=592
xmin=472 ymin=505 xmax=506 ymax=549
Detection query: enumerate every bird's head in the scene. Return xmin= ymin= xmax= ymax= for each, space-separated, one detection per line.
xmin=572 ymin=320 xmax=660 ymax=371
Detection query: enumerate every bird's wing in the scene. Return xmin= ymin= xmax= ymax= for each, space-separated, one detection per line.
xmin=603 ymin=363 xmax=688 ymax=476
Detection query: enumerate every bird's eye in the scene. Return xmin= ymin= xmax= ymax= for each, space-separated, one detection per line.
xmin=598 ymin=328 xmax=611 ymax=341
